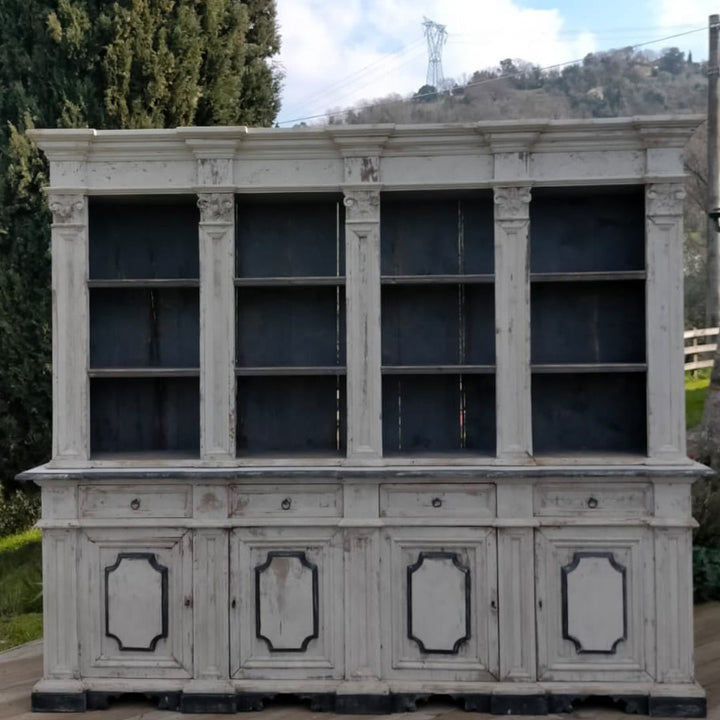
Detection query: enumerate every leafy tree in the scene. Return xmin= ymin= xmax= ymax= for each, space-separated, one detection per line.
xmin=413 ymin=84 xmax=437 ymax=103
xmin=658 ymin=47 xmax=685 ymax=76
xmin=0 ymin=0 xmax=282 ymax=488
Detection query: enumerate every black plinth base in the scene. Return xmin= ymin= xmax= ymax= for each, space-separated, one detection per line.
xmin=30 ymin=690 xmax=708 ymax=716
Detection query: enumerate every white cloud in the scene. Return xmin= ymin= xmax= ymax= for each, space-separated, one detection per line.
xmin=655 ymin=0 xmax=717 ymax=28
xmin=649 ymin=0 xmax=713 ymax=60
xmin=275 ymin=0 xmax=596 ymax=125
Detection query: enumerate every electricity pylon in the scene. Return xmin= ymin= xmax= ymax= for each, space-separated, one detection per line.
xmin=422 ymin=17 xmax=447 ymax=88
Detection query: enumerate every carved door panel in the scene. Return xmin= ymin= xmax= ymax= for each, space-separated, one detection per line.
xmin=381 ymin=527 xmax=499 ymax=680
xmin=535 ymin=527 xmax=654 ymax=681
xmin=230 ymin=528 xmax=344 ymax=679
xmin=78 ymin=529 xmax=192 ymax=678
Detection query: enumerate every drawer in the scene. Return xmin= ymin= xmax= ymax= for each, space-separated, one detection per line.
xmin=534 ymin=482 xmax=653 ymax=517
xmin=229 ymin=484 xmax=342 ymax=518
xmin=79 ymin=484 xmax=192 ymax=518
xmin=380 ymin=484 xmax=495 ymax=518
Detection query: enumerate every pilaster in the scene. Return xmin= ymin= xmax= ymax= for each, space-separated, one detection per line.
xmin=493 ymin=187 xmax=532 ymax=460
xmin=654 ymin=527 xmax=694 ymax=682
xmin=198 ymin=193 xmax=236 ymax=460
xmin=496 ymin=482 xmax=536 ymax=681
xmin=49 ymin=194 xmax=89 ymax=463
xmin=343 ymin=163 xmax=382 ymax=460
xmin=40 ymin=529 xmax=80 ymax=684
xmin=646 ymin=183 xmax=686 ymax=460
xmin=187 ymin=528 xmax=233 ymax=695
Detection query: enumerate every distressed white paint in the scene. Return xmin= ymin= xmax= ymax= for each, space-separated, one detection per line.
xmin=494 ymin=186 xmax=532 ymax=460
xmin=655 ymin=528 xmax=694 ymax=682
xmin=48 ymin=194 xmax=89 ymax=464
xmin=26 ymin=118 xmax=706 ymax=704
xmin=344 ymin=185 xmax=382 ymax=460
xmin=380 ymin=483 xmax=495 ymax=518
xmin=534 ymin=482 xmax=653 ymax=517
xmin=79 ymin=484 xmax=191 ymax=518
xmin=344 ymin=529 xmax=381 ymax=678
xmin=646 ymin=183 xmax=687 ymax=461
xmin=564 ymin=555 xmax=625 ymax=653
xmin=498 ymin=527 xmax=536 ymax=680
xmin=383 ymin=527 xmax=498 ymax=680
xmin=257 ymin=554 xmax=316 ymax=651
xmin=106 ymin=556 xmax=165 ymax=650
xmin=42 ymin=530 xmax=79 ymax=680
xmin=198 ymin=192 xmax=236 ymax=460
xmin=408 ymin=555 xmax=468 ymax=652
xmin=191 ymin=530 xmax=230 ymax=686
xmin=535 ymin=527 xmax=654 ymax=682
xmin=78 ymin=529 xmax=192 ymax=678
xmin=230 ymin=528 xmax=343 ymax=679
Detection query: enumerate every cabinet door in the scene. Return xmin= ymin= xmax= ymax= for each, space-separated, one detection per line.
xmin=381 ymin=527 xmax=498 ymax=680
xmin=230 ymin=528 xmax=344 ymax=679
xmin=78 ymin=529 xmax=192 ymax=678
xmin=535 ymin=527 xmax=654 ymax=681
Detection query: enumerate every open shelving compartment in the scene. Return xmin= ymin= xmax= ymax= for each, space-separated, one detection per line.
xmin=235 ymin=194 xmax=347 ymax=456
xmin=88 ymin=197 xmax=201 ymax=458
xmin=380 ymin=191 xmax=496 ymax=455
xmin=529 ymin=186 xmax=647 ymax=455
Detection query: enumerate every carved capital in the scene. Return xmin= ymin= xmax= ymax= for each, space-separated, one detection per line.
xmin=343 ymin=190 xmax=380 ymax=223
xmin=48 ymin=194 xmax=85 ymax=225
xmin=197 ymin=193 xmax=234 ymax=223
xmin=494 ymin=186 xmax=531 ymax=221
xmin=646 ymin=183 xmax=686 ymax=217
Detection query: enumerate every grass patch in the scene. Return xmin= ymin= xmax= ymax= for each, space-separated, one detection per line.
xmin=687 ymin=369 xmax=711 ymax=430
xmin=0 ymin=613 xmax=42 ymax=653
xmin=0 ymin=528 xmax=42 ymax=651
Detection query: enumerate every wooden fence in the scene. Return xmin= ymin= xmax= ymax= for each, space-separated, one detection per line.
xmin=685 ymin=327 xmax=719 ymax=372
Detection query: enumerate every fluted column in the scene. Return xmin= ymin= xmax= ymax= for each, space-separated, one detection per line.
xmin=49 ymin=194 xmax=89 ymax=464
xmin=344 ymin=186 xmax=382 ymax=460
xmin=646 ymin=183 xmax=686 ymax=460
xmin=198 ymin=193 xmax=236 ymax=461
xmin=494 ymin=186 xmax=532 ymax=460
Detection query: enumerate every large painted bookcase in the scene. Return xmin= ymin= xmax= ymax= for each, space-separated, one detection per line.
xmin=23 ymin=117 xmax=708 ymax=715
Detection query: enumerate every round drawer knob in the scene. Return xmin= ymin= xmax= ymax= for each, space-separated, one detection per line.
xmin=432 ymin=497 xmax=443 ymax=508
xmin=281 ymin=498 xmax=292 ymax=511
xmin=587 ymin=496 xmax=599 ymax=509
xmin=130 ymin=498 xmax=141 ymax=511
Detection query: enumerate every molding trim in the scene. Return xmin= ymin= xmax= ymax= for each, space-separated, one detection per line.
xmin=406 ymin=551 xmax=471 ymax=654
xmin=561 ymin=551 xmax=627 ymax=655
xmin=254 ymin=550 xmax=319 ymax=653
xmin=104 ymin=552 xmax=169 ymax=652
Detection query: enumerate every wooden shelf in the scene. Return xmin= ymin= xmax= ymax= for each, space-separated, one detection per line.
xmin=89 ymin=368 xmax=200 ymax=378
xmin=381 ymin=274 xmax=494 ymax=285
xmin=235 ymin=366 xmax=346 ymax=376
xmin=235 ymin=276 xmax=345 ymax=287
xmin=382 ymin=365 xmax=496 ymax=374
xmin=88 ymin=279 xmax=199 ymax=288
xmin=531 ymin=363 xmax=647 ymax=374
xmin=530 ymin=271 xmax=645 ymax=282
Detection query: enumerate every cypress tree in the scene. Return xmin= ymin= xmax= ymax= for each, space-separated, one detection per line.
xmin=0 ymin=0 xmax=282 ymax=486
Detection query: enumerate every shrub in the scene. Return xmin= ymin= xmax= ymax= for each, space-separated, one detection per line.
xmin=693 ymin=546 xmax=720 ymax=602
xmin=0 ymin=486 xmax=40 ymax=537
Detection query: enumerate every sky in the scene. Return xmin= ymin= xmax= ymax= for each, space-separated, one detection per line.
xmin=274 ymin=0 xmax=718 ymax=126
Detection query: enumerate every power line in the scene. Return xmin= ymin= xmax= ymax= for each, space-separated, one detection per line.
xmin=280 ymin=38 xmax=425 ymax=119
xmin=277 ymin=24 xmax=708 ymax=127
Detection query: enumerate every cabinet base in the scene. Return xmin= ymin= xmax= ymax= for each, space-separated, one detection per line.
xmin=31 ymin=686 xmax=707 ymax=716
